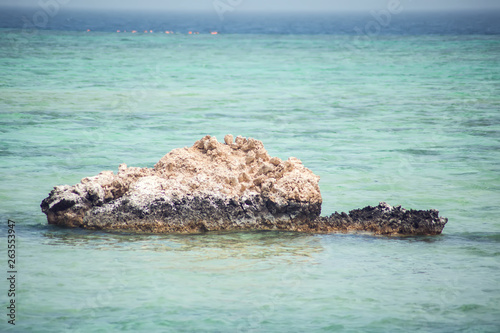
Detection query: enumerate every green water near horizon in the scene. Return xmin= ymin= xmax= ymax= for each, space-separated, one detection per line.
xmin=1 ymin=30 xmax=500 ymax=332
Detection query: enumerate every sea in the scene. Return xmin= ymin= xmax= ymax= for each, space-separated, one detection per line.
xmin=0 ymin=6 xmax=499 ymax=332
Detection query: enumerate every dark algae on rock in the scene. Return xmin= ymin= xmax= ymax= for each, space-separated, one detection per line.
xmin=41 ymin=135 xmax=447 ymax=235
xmin=311 ymin=202 xmax=447 ymax=235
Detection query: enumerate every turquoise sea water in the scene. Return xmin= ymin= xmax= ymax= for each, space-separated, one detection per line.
xmin=1 ymin=12 xmax=500 ymax=332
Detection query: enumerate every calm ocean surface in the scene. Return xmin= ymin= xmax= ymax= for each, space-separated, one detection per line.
xmin=1 ymin=8 xmax=500 ymax=332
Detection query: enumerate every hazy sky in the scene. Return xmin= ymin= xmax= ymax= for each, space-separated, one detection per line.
xmin=2 ymin=0 xmax=500 ymax=12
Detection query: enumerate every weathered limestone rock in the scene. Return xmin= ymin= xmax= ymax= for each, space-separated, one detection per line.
xmin=41 ymin=135 xmax=448 ymax=235
xmin=41 ymin=135 xmax=322 ymax=233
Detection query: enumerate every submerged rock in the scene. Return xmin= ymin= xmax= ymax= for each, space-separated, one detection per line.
xmin=41 ymin=135 xmax=447 ymax=235
xmin=311 ymin=202 xmax=448 ymax=236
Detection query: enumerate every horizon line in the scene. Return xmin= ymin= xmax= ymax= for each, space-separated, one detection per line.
xmin=2 ymin=4 xmax=500 ymax=14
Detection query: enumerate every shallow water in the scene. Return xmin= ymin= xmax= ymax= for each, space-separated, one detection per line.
xmin=1 ymin=11 xmax=500 ymax=332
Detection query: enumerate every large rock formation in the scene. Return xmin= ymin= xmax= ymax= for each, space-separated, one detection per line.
xmin=41 ymin=135 xmax=322 ymax=233
xmin=41 ymin=135 xmax=447 ymax=235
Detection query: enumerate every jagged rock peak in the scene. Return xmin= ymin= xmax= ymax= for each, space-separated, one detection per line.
xmin=152 ymin=135 xmax=322 ymax=204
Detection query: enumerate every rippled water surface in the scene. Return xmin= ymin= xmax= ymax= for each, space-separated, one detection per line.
xmin=1 ymin=11 xmax=500 ymax=332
